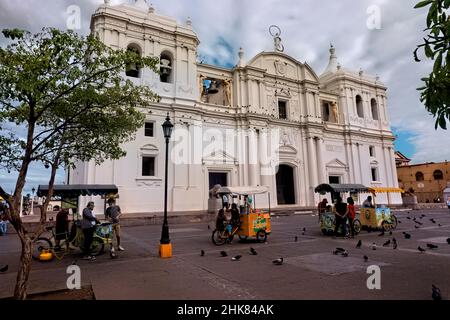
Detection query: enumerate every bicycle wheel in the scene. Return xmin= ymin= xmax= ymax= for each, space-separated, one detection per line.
xmin=32 ymin=237 xmax=53 ymax=260
xmin=353 ymin=219 xmax=362 ymax=234
xmin=211 ymin=229 xmax=228 ymax=246
xmin=90 ymin=237 xmax=105 ymax=256
xmin=256 ymin=230 xmax=267 ymax=243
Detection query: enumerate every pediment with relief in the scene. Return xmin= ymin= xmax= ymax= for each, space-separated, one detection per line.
xmin=326 ymin=158 xmax=348 ymax=169
xmin=202 ymin=150 xmax=237 ymax=165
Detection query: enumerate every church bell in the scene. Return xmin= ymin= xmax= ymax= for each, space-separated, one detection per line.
xmin=208 ymin=80 xmax=219 ymax=94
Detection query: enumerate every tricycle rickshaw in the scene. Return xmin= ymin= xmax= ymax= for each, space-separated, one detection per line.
xmin=211 ymin=186 xmax=271 ymax=245
xmin=359 ymin=187 xmax=403 ymax=231
xmin=32 ymin=184 xmax=118 ymax=261
xmin=314 ymin=183 xmax=366 ymax=236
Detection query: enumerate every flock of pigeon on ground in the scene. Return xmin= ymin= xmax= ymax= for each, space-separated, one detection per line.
xmin=200 ymin=211 xmax=448 ymax=300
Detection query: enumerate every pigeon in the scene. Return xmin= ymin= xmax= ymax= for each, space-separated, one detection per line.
xmin=421 ymin=214 xmax=426 ymax=218
xmin=341 ymin=251 xmax=349 ymax=257
xmin=232 ymin=255 xmax=242 ymax=261
xmin=416 ymin=221 xmax=423 ymax=225
xmin=356 ymin=240 xmax=362 ymax=249
xmin=207 ymin=225 xmax=210 ymax=230
xmin=389 ymin=231 xmax=393 ymax=236
xmin=302 ymin=227 xmax=306 ymax=232
xmin=398 ymin=220 xmax=402 ymax=224
xmin=447 ymin=238 xmax=450 ymax=244
xmin=418 ymin=246 xmax=426 ymax=253
xmin=294 ymin=236 xmax=298 ymax=242
xmin=438 ymin=224 xmax=441 ymax=227
xmin=392 ymin=238 xmax=397 ymax=249
xmin=403 ymin=232 xmax=411 ymax=239
xmin=220 ymin=251 xmax=228 ymax=257
xmin=432 ymin=285 xmax=442 ymax=301
xmin=250 ymin=247 xmax=257 ymax=255
xmin=430 ymin=218 xmax=436 ymax=224
xmin=414 ymin=225 xmax=420 ymax=229
xmin=426 ymin=243 xmax=438 ymax=249
xmin=0 ymin=265 xmax=8 ymax=272
xmin=393 ymin=242 xmax=398 ymax=250
xmin=383 ymin=240 xmax=391 ymax=247
xmin=363 ymin=255 xmax=369 ymax=262
xmin=378 ymin=230 xmax=385 ymax=236
xmin=201 ymin=250 xmax=205 ymax=256
xmin=372 ymin=243 xmax=377 ymax=250
xmin=272 ymin=257 xmax=283 ymax=265
xmin=335 ymin=247 xmax=346 ymax=252
xmin=406 ymin=217 xmax=411 ymax=220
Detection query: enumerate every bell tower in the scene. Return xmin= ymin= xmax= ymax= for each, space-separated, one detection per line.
xmin=90 ymin=0 xmax=200 ymax=102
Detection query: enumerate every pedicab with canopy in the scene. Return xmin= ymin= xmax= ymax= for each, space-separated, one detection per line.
xmin=314 ymin=183 xmax=367 ymax=236
xmin=358 ymin=187 xmax=402 ymax=231
xmin=33 ymin=184 xmax=118 ymax=260
xmin=212 ymin=186 xmax=271 ymax=244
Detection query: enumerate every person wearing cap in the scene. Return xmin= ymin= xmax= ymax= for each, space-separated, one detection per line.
xmin=81 ymin=201 xmax=100 ymax=260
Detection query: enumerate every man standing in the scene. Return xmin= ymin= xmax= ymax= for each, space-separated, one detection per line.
xmin=81 ymin=201 xmax=100 ymax=260
xmin=105 ymin=198 xmax=124 ymax=251
xmin=333 ymin=196 xmax=348 ymax=237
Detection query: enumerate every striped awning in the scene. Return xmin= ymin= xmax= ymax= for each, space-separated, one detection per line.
xmin=367 ymin=187 xmax=405 ymax=193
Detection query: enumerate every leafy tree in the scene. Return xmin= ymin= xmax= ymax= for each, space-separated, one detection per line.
xmin=0 ymin=28 xmax=159 ymax=299
xmin=413 ymin=0 xmax=450 ymax=129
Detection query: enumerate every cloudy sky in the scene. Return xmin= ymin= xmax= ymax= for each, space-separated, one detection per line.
xmin=0 ymin=0 xmax=449 ymax=194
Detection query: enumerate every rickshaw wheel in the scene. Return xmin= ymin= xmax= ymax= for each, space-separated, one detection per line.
xmin=90 ymin=238 xmax=105 ymax=256
xmin=381 ymin=221 xmax=391 ymax=232
xmin=353 ymin=219 xmax=362 ymax=234
xmin=238 ymin=234 xmax=248 ymax=241
xmin=256 ymin=230 xmax=267 ymax=243
xmin=390 ymin=215 xmax=398 ymax=229
xmin=211 ymin=229 xmax=227 ymax=246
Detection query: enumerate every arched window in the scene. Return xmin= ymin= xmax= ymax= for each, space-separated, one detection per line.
xmin=125 ymin=45 xmax=141 ymax=78
xmin=433 ymin=170 xmax=443 ymax=180
xmin=160 ymin=52 xmax=173 ymax=83
xmin=370 ymin=98 xmax=379 ymax=120
xmin=415 ymin=171 xmax=424 ymax=181
xmin=356 ymin=95 xmax=364 ymax=118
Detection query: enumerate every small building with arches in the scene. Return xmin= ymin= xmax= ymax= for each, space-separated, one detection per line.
xmin=396 ymin=160 xmax=450 ymax=203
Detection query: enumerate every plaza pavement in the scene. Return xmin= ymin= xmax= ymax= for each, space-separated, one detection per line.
xmin=1 ymin=208 xmax=449 ymax=300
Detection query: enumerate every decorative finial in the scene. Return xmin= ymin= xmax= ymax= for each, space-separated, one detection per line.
xmin=104 ymin=0 xmax=110 ymax=5
xmin=359 ymin=68 xmax=364 ymax=76
xmin=269 ymin=25 xmax=284 ymax=52
xmin=337 ymin=62 xmax=341 ymax=70
xmin=375 ymin=74 xmax=380 ymax=81
xmin=238 ymin=47 xmax=244 ymax=67
xmin=148 ymin=3 xmax=154 ymax=13
xmin=186 ymin=16 xmax=192 ymax=27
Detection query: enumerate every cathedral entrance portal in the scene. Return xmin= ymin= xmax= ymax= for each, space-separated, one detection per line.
xmin=276 ymin=164 xmax=295 ymax=205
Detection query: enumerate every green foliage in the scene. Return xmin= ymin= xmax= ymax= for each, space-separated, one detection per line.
xmin=0 ymin=28 xmax=160 ymax=174
xmin=414 ymin=0 xmax=450 ymax=130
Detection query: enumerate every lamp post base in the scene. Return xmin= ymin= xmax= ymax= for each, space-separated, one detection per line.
xmin=159 ymin=243 xmax=172 ymax=258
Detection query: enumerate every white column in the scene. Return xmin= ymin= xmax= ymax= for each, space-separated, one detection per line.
xmin=351 ymin=143 xmax=361 ymax=183
xmin=382 ymin=146 xmax=391 ymax=187
xmin=344 ymin=142 xmax=353 ymax=183
xmin=356 ymin=143 xmax=364 ymax=185
xmin=300 ymin=135 xmax=310 ymax=206
xmin=388 ymin=147 xmax=399 ymax=187
xmin=259 ymin=128 xmax=271 ymax=187
xmin=306 ymin=137 xmax=318 ymax=202
xmin=315 ymin=138 xmax=325 ymax=184
xmin=248 ymin=128 xmax=258 ymax=186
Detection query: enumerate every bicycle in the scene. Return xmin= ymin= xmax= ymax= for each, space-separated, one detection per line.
xmin=32 ymin=221 xmax=112 ymax=261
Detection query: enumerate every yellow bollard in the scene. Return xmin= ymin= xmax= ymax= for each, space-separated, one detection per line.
xmin=159 ymin=243 xmax=172 ymax=258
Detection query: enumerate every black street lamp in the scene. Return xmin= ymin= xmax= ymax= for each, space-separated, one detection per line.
xmin=160 ymin=112 xmax=173 ymax=257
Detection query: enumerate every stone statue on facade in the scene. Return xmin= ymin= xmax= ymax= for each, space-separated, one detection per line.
xmin=223 ymin=79 xmax=232 ymax=106
xmin=269 ymin=25 xmax=284 ymax=52
xmin=331 ymin=102 xmax=339 ymax=123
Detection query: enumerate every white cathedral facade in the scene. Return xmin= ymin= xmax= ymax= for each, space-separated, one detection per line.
xmin=69 ymin=0 xmax=402 ymax=214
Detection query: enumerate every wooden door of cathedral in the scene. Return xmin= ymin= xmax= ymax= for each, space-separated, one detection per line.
xmin=209 ymin=172 xmax=228 ymax=190
xmin=276 ymin=165 xmax=295 ymax=205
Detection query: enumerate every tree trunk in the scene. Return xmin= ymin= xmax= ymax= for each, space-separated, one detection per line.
xmin=14 ymin=232 xmax=33 ymax=300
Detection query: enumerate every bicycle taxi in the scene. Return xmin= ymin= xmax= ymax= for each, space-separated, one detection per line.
xmin=212 ymin=186 xmax=271 ymax=245
xmin=314 ymin=183 xmax=367 ymax=236
xmin=359 ymin=187 xmax=403 ymax=231
xmin=33 ymin=184 xmax=117 ymax=261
